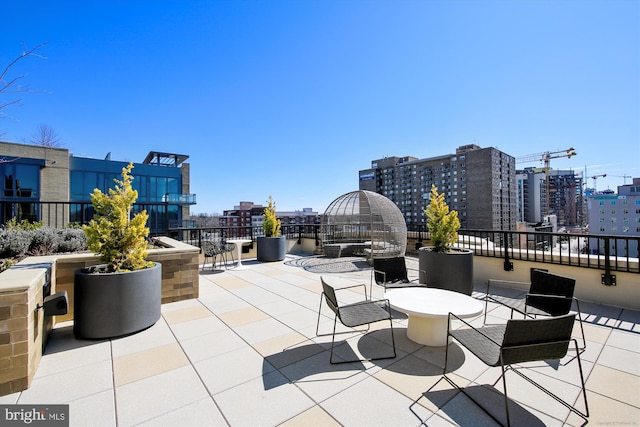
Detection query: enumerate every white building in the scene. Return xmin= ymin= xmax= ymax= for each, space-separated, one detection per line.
xmin=587 ymin=177 xmax=640 ymax=257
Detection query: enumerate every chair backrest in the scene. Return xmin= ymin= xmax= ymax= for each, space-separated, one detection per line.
xmin=501 ymin=314 xmax=575 ymax=365
xmin=528 ymin=270 xmax=576 ymax=315
xmin=202 ymin=241 xmax=216 ymax=256
xmin=320 ymin=277 xmax=340 ymax=317
xmin=373 ymin=257 xmax=408 ymax=284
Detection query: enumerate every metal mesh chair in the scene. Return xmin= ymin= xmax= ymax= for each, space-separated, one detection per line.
xmin=438 ymin=313 xmax=589 ymax=426
xmin=371 ymin=256 xmax=425 ymax=295
xmin=484 ymin=269 xmax=586 ymax=350
xmin=201 ymin=241 xmax=218 ymax=271
xmin=221 ymin=239 xmax=236 ymax=266
xmin=316 ymin=276 xmax=396 ymax=364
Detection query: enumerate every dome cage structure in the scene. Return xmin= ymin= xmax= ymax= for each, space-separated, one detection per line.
xmin=320 ymin=190 xmax=407 ymax=259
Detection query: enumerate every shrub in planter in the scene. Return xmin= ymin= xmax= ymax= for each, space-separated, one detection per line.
xmin=419 ymin=185 xmax=473 ymax=295
xmin=0 ymin=229 xmax=32 ymax=258
xmin=55 ymin=228 xmax=88 ymax=253
xmin=74 ymin=163 xmax=161 ymax=339
xmin=29 ymin=228 xmax=58 ymax=255
xmin=257 ymin=195 xmax=286 ymax=262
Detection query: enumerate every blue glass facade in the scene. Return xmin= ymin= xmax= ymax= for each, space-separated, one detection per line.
xmin=0 ymin=142 xmax=193 ymax=235
xmin=69 ymin=157 xmax=186 ymax=235
xmin=0 ymin=157 xmax=45 ymax=223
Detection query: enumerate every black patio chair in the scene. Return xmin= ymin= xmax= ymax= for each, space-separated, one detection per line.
xmin=201 ymin=241 xmax=219 ymax=271
xmin=438 ymin=313 xmax=589 ymax=426
xmin=484 ymin=269 xmax=586 ymax=350
xmin=316 ymin=276 xmax=396 ymax=364
xmin=221 ymin=239 xmax=236 ymax=266
xmin=371 ymin=256 xmax=425 ymax=296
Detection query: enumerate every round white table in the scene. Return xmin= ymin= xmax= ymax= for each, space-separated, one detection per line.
xmin=226 ymin=239 xmax=252 ymax=270
xmin=384 ymin=287 xmax=484 ymax=346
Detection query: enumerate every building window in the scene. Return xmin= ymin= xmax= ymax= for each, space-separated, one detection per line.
xmin=2 ymin=163 xmax=40 ymax=198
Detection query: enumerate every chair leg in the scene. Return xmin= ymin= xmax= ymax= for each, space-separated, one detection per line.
xmin=574 ymin=299 xmax=587 ymax=351
xmin=315 ymin=293 xmax=324 ymax=337
xmin=499 ymin=361 xmax=512 ymax=427
xmin=507 ymin=339 xmax=589 ymax=421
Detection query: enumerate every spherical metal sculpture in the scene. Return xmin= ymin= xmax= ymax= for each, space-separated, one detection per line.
xmin=321 ymin=190 xmax=407 ymax=259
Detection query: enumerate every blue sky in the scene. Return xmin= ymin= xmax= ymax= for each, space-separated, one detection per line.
xmin=1 ymin=0 xmax=638 ymax=214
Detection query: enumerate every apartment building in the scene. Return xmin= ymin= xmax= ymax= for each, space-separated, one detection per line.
xmin=0 ymin=141 xmax=194 ymax=235
xmin=516 ymin=167 xmax=584 ymax=227
xmin=221 ymin=202 xmax=320 ymax=236
xmin=359 ymin=144 xmax=516 ymax=230
xmin=587 ymin=177 xmax=640 ymax=257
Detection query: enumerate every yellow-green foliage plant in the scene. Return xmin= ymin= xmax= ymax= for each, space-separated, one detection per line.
xmin=83 ymin=163 xmax=153 ymax=272
xmin=262 ymin=195 xmax=281 ymax=238
xmin=424 ymin=184 xmax=461 ymax=253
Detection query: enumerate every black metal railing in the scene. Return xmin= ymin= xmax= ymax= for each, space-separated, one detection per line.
xmin=0 ymin=201 xmax=187 ymax=236
xmin=171 ymin=224 xmax=638 ymax=275
xmin=168 ymin=224 xmax=320 ymax=249
xmin=456 ymin=229 xmax=638 ymax=272
xmin=2 ymin=202 xmax=636 ymax=277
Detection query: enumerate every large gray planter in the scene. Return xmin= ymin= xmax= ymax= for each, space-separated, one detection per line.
xmin=418 ymin=247 xmax=474 ymax=295
xmin=257 ymin=236 xmax=286 ymax=262
xmin=74 ymin=262 xmax=162 ymax=339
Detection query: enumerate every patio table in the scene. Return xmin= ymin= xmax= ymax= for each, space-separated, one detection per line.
xmin=226 ymin=239 xmax=252 ymax=270
xmin=384 ymin=287 xmax=483 ymax=346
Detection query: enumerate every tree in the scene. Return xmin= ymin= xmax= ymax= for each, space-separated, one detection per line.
xmin=262 ymin=195 xmax=281 ymax=238
xmin=0 ymin=42 xmax=48 ymax=136
xmin=83 ymin=163 xmax=152 ymax=272
xmin=424 ymin=184 xmax=460 ymax=253
xmin=28 ymin=124 xmax=61 ymax=147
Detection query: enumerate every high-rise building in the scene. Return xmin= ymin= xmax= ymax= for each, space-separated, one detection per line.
xmin=359 ymin=144 xmax=516 ymax=230
xmin=516 ymin=167 xmax=584 ymax=227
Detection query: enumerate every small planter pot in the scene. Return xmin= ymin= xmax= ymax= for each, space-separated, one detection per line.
xmin=418 ymin=247 xmax=474 ymax=295
xmin=74 ymin=262 xmax=162 ymax=339
xmin=257 ymin=236 xmax=286 ymax=262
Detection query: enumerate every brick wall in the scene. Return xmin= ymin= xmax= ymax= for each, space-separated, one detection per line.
xmin=0 ymin=261 xmax=49 ymax=396
xmin=55 ymin=237 xmax=199 ymax=322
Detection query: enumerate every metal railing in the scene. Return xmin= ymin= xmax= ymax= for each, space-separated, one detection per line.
xmin=2 ymin=201 xmax=635 ymax=278
xmin=169 ymin=224 xmax=320 ymax=249
xmin=171 ymin=224 xmax=638 ymax=276
xmin=408 ymin=228 xmax=639 ymax=278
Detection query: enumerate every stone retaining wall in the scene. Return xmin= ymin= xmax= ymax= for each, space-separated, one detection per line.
xmin=0 ymin=237 xmax=199 ymax=396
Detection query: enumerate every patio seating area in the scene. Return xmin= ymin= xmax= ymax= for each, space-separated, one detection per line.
xmin=2 ymin=254 xmax=638 ymax=426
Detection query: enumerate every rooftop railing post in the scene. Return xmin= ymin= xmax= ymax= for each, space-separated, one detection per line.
xmin=601 ymin=237 xmax=617 ymax=286
xmin=503 ymin=231 xmax=513 ymax=271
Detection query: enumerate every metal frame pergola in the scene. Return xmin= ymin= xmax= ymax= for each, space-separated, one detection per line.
xmin=320 ymin=190 xmax=407 ymax=259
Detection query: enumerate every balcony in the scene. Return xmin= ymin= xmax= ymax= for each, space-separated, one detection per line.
xmin=10 ymin=245 xmax=639 ymax=425
xmin=161 ymin=193 xmax=197 ymax=205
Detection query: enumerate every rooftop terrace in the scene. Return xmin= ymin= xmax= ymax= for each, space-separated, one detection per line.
xmin=2 ymin=254 xmax=638 ymax=426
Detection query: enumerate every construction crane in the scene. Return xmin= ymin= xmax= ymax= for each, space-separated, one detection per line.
xmin=517 ymin=148 xmax=578 ymax=217
xmin=590 ymin=174 xmax=606 ymax=192
xmin=611 ymin=174 xmax=632 ymax=185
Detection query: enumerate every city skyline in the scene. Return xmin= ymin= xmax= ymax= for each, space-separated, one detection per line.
xmin=1 ymin=1 xmax=638 ymax=214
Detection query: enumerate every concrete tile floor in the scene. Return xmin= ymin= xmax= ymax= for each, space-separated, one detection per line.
xmin=2 ymin=254 xmax=638 ymax=426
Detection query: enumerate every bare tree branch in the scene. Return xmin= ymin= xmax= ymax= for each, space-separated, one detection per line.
xmin=28 ymin=124 xmax=62 ymax=147
xmin=0 ymin=42 xmax=48 ymax=124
